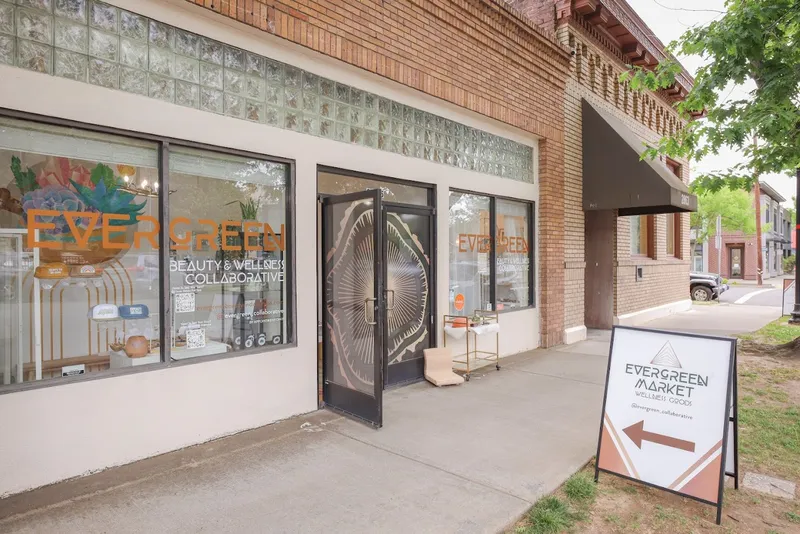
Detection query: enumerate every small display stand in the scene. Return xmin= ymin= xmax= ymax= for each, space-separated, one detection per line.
xmin=443 ymin=310 xmax=500 ymax=381
xmin=171 ymin=340 xmax=230 ymax=360
xmin=109 ymin=349 xmax=160 ymax=368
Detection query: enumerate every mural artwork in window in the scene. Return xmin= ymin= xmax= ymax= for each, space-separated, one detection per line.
xmin=0 ymin=117 xmax=161 ymax=385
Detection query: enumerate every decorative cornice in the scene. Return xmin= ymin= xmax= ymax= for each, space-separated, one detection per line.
xmin=558 ymin=0 xmax=694 ymax=100
xmin=599 ymin=0 xmax=694 ymax=91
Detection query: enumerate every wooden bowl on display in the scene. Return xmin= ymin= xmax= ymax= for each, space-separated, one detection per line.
xmin=124 ymin=336 xmax=149 ymax=358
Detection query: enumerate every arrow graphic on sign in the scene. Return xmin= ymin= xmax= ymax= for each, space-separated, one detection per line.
xmin=623 ymin=420 xmax=696 ymax=453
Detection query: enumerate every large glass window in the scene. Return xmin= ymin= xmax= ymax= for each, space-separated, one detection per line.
xmin=168 ymin=148 xmax=290 ymax=357
xmin=448 ymin=191 xmax=534 ymax=315
xmin=449 ymin=192 xmax=491 ymax=314
xmin=0 ymin=116 xmax=293 ymax=390
xmin=495 ymin=200 xmax=531 ymax=310
xmin=0 ymin=117 xmax=160 ymax=384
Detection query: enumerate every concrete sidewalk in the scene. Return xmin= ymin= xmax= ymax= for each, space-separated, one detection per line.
xmin=0 ymin=334 xmax=610 ymax=534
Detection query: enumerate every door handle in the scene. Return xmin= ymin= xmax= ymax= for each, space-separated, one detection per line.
xmin=364 ymin=298 xmax=377 ymax=325
xmin=385 ymin=289 xmax=395 ymax=311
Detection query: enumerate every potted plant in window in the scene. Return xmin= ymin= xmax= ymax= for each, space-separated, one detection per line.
xmin=216 ymin=198 xmax=261 ymax=262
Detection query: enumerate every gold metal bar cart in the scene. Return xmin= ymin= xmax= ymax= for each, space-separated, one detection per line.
xmin=442 ymin=310 xmax=499 ymax=381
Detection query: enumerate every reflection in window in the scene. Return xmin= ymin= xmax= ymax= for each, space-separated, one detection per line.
xmin=666 ymin=214 xmax=676 ymax=256
xmin=630 ymin=215 xmax=651 ymax=257
xmin=317 ymin=171 xmax=428 ymax=205
xmin=0 ymin=117 xmax=160 ymax=385
xmin=495 ymin=200 xmax=531 ymax=309
xmin=168 ymin=147 xmax=289 ymax=359
xmin=449 ymin=192 xmax=491 ymax=314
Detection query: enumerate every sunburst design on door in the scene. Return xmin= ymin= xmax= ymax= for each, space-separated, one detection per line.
xmin=386 ymin=213 xmax=429 ymax=365
xmin=325 ymin=199 xmax=377 ymax=395
xmin=325 ymin=201 xmax=430 ymax=394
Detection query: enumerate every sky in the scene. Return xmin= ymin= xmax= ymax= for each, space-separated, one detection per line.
xmin=625 ymin=0 xmax=797 ymax=206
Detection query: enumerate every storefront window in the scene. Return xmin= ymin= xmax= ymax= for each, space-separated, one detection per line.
xmin=495 ymin=200 xmax=531 ymax=310
xmin=449 ymin=192 xmax=491 ymax=314
xmin=0 ymin=117 xmax=294 ymax=390
xmin=449 ymin=191 xmax=534 ymax=315
xmin=168 ymin=147 xmax=290 ymax=357
xmin=0 ymin=117 xmax=161 ymax=384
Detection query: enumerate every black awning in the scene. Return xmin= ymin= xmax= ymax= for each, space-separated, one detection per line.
xmin=582 ymin=99 xmax=697 ymax=216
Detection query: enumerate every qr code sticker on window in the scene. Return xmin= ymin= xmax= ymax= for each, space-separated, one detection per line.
xmin=174 ymin=292 xmax=196 ymax=314
xmin=186 ymin=328 xmax=206 ymax=349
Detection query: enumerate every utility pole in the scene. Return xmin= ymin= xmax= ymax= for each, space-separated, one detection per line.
xmin=754 ymin=137 xmax=764 ymax=286
xmin=716 ymin=215 xmax=722 ymax=276
xmin=790 ymin=166 xmax=800 ymax=324
xmin=754 ymin=180 xmax=764 ymax=286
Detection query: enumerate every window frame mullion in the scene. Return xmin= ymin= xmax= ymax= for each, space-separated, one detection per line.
xmin=158 ymin=141 xmax=172 ymax=364
xmin=489 ymin=196 xmax=497 ymax=311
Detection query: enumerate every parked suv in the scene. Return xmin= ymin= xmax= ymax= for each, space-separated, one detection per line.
xmin=690 ymin=272 xmax=728 ymax=301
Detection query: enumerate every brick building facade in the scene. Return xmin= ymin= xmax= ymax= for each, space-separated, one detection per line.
xmin=185 ymin=0 xmax=572 ymax=345
xmin=0 ymin=0 xmax=575 ymax=494
xmin=0 ymin=0 xmax=702 ymax=496
xmin=511 ymin=0 xmax=696 ymax=338
xmin=707 ymin=234 xmax=760 ymax=281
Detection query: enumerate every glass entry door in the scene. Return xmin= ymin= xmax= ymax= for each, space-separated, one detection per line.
xmin=729 ymin=246 xmax=743 ymax=279
xmin=322 ymin=190 xmax=385 ymax=427
xmin=383 ymin=204 xmax=432 ymax=387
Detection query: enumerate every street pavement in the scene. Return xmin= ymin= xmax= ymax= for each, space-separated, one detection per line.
xmin=642 ymin=302 xmax=779 ymax=337
xmin=720 ymin=276 xmax=795 ymax=311
xmin=0 ymin=306 xmax=779 ymax=534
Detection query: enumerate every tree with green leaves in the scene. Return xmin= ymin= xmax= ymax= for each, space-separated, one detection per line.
xmin=621 ymin=0 xmax=800 ymax=328
xmin=691 ymin=188 xmax=757 ymax=243
xmin=620 ymin=0 xmax=799 ymax=192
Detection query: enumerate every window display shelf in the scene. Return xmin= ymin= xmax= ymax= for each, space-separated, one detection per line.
xmin=22 ymin=354 xmax=110 ymax=382
xmin=0 ymin=229 xmax=38 ymax=384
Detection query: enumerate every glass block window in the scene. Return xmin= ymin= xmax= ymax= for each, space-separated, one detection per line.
xmin=0 ymin=0 xmax=535 ymax=183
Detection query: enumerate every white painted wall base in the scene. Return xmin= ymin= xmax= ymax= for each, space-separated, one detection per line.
xmin=563 ymin=325 xmax=587 ymax=344
xmin=614 ymin=299 xmax=693 ymax=327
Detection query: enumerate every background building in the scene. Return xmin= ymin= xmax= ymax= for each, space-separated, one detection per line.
xmin=707 ymin=182 xmax=788 ymax=280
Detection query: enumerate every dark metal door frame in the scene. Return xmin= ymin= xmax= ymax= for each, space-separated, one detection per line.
xmin=382 ymin=202 xmax=435 ymax=388
xmin=321 ymin=190 xmax=385 ymax=427
xmin=729 ymin=245 xmax=744 ymax=279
